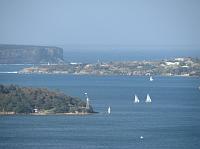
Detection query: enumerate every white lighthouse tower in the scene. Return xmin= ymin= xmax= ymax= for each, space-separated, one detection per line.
xmin=85 ymin=93 xmax=90 ymax=109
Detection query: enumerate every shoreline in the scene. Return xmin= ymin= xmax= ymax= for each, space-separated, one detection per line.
xmin=0 ymin=112 xmax=98 ymax=116
xmin=1 ymin=71 xmax=199 ymax=77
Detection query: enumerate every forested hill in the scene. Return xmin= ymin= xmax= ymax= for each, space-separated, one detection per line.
xmin=0 ymin=84 xmax=94 ymax=114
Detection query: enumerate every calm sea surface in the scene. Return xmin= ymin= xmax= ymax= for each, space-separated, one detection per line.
xmin=0 ymin=73 xmax=200 ymax=149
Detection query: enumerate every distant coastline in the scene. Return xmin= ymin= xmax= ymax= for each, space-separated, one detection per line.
xmin=0 ymin=44 xmax=64 ymax=64
xmin=17 ymin=57 xmax=200 ymax=77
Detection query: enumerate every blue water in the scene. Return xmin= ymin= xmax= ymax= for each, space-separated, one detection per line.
xmin=0 ymin=74 xmax=200 ymax=149
xmin=62 ymin=46 xmax=200 ymax=63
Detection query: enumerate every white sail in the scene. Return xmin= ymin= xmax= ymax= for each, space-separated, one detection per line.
xmin=108 ymin=106 xmax=111 ymax=114
xmin=134 ymin=95 xmax=140 ymax=103
xmin=145 ymin=94 xmax=152 ymax=103
xmin=150 ymin=76 xmax=153 ymax=81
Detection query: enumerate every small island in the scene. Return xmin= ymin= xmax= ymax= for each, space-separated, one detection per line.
xmin=0 ymin=84 xmax=95 ymax=115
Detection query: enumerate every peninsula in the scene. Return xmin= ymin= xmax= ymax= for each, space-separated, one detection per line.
xmin=0 ymin=84 xmax=95 ymax=115
xmin=19 ymin=57 xmax=200 ymax=77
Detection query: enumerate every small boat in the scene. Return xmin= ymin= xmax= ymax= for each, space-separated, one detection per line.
xmin=150 ymin=76 xmax=154 ymax=81
xmin=145 ymin=94 xmax=152 ymax=103
xmin=108 ymin=106 xmax=111 ymax=114
xmin=134 ymin=94 xmax=140 ymax=103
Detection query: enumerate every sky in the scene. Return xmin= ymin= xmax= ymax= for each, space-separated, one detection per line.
xmin=0 ymin=0 xmax=200 ymax=51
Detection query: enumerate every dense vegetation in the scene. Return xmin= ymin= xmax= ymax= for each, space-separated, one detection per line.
xmin=0 ymin=84 xmax=94 ymax=114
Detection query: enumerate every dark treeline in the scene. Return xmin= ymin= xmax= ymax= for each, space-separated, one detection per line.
xmin=0 ymin=84 xmax=93 ymax=114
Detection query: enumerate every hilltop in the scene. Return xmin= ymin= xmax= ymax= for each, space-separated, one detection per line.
xmin=0 ymin=84 xmax=94 ymax=115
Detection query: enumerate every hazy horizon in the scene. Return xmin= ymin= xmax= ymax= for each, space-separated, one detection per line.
xmin=61 ymin=45 xmax=200 ymax=62
xmin=0 ymin=0 xmax=200 ymax=51
xmin=0 ymin=0 xmax=200 ymax=62
xmin=0 ymin=43 xmax=199 ymax=62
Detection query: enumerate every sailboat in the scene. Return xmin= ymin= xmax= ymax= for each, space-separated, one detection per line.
xmin=108 ymin=106 xmax=111 ymax=114
xmin=145 ymin=94 xmax=152 ymax=103
xmin=149 ymin=76 xmax=154 ymax=81
xmin=134 ymin=94 xmax=140 ymax=103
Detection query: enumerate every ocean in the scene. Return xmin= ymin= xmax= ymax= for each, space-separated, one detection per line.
xmin=0 ymin=73 xmax=200 ymax=149
xmin=62 ymin=46 xmax=200 ymax=63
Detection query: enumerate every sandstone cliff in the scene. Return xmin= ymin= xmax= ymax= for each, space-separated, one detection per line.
xmin=0 ymin=44 xmax=63 ymax=64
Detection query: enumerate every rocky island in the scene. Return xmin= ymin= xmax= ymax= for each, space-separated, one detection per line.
xmin=0 ymin=44 xmax=64 ymax=64
xmin=0 ymin=84 xmax=95 ymax=115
